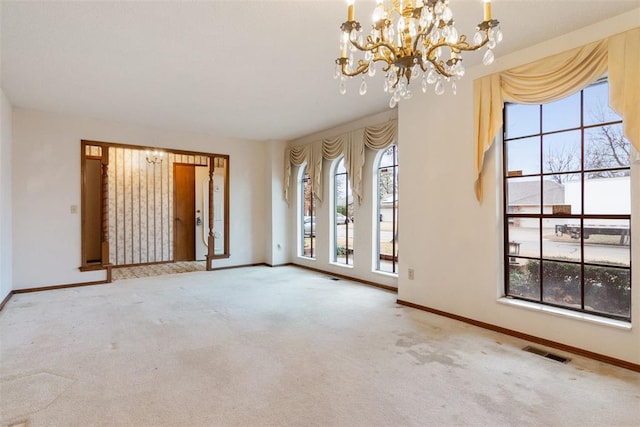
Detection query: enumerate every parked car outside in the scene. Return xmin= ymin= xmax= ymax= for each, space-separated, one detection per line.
xmin=336 ymin=213 xmax=349 ymax=225
xmin=303 ymin=216 xmax=315 ymax=236
xmin=305 ymin=214 xmax=349 ymax=236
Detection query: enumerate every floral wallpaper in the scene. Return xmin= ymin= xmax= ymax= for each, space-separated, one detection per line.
xmin=107 ymin=147 xmax=209 ymax=265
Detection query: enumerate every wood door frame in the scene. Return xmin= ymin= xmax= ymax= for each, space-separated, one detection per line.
xmin=80 ymin=141 xmax=109 ymax=271
xmin=173 ymin=163 xmax=196 ymax=262
xmin=208 ymin=156 xmax=230 ymax=262
xmin=80 ymin=140 xmax=230 ymax=270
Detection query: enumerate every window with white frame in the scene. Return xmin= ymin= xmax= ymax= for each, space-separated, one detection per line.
xmin=376 ymin=145 xmax=399 ymax=274
xmin=300 ymin=166 xmax=316 ymax=258
xmin=503 ymin=79 xmax=631 ymax=321
xmin=333 ymin=157 xmax=354 ymax=265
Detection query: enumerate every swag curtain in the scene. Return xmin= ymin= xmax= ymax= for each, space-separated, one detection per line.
xmin=283 ymin=143 xmax=322 ymax=203
xmin=322 ymin=130 xmax=366 ymax=205
xmin=474 ymin=27 xmax=640 ymax=202
xmin=284 ymin=120 xmax=397 ymax=205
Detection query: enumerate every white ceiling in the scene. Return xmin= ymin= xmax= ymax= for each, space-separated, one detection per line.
xmin=2 ymin=1 xmax=639 ymax=141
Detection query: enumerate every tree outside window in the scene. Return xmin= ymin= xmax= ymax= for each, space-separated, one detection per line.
xmin=301 ymin=167 xmax=315 ymax=258
xmin=334 ymin=158 xmax=354 ymax=265
xmin=504 ymin=79 xmax=631 ymax=321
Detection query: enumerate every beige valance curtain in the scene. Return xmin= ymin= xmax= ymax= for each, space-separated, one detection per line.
xmin=284 ymin=119 xmax=397 ymax=205
xmin=474 ymin=27 xmax=640 ymax=202
xmin=283 ymin=143 xmax=322 ymax=203
xmin=322 ymin=130 xmax=366 ymax=205
xmin=364 ymin=120 xmax=397 ymax=149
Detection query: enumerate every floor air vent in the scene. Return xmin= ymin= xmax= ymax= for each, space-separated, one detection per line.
xmin=522 ymin=346 xmax=570 ymax=364
xmin=325 ymin=276 xmax=340 ymax=281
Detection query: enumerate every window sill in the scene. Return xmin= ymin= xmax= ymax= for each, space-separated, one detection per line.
xmin=298 ymin=256 xmax=316 ymax=261
xmin=497 ymin=297 xmax=632 ymax=330
xmin=372 ymin=270 xmax=398 ymax=279
xmin=329 ymin=262 xmax=354 ymax=269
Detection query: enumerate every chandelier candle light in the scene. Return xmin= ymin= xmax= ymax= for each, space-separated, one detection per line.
xmin=335 ymin=0 xmax=502 ymax=107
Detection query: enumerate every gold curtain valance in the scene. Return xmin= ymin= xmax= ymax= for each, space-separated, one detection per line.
xmin=284 ymin=120 xmax=397 ymax=205
xmin=283 ymin=144 xmax=322 ymax=203
xmin=473 ymin=27 xmax=640 ymax=202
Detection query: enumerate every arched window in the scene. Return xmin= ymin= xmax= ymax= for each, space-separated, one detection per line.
xmin=300 ymin=166 xmax=315 ymax=258
xmin=376 ymin=145 xmax=398 ymax=274
xmin=333 ymin=157 xmax=353 ymax=265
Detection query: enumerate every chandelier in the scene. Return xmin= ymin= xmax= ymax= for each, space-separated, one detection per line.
xmin=335 ymin=0 xmax=502 ymax=107
xmin=145 ymin=150 xmax=164 ymax=164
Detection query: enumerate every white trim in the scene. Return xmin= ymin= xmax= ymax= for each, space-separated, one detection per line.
xmin=373 ymin=270 xmax=398 ymax=279
xmin=329 ymin=262 xmax=354 ymax=270
xmin=373 ymin=145 xmax=398 ymax=274
xmin=497 ymin=297 xmax=632 ymax=330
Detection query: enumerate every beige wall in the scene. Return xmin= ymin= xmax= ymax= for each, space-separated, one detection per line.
xmin=397 ymin=11 xmax=640 ymax=364
xmin=264 ymin=139 xmax=290 ymax=266
xmin=0 ymin=89 xmax=12 ymax=301
xmin=12 ymin=109 xmax=268 ymax=290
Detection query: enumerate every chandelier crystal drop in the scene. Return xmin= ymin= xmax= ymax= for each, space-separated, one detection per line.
xmin=335 ymin=0 xmax=502 ymax=106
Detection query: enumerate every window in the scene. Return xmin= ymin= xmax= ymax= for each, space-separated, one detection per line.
xmin=301 ymin=167 xmax=315 ymax=258
xmin=81 ymin=142 xmax=106 ymax=270
xmin=333 ymin=157 xmax=353 ymax=265
xmin=503 ymin=79 xmax=631 ymax=321
xmin=376 ymin=145 xmax=399 ymax=274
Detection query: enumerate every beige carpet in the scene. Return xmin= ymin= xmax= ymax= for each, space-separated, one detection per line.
xmin=1 ymin=266 xmax=639 ymax=426
xmin=111 ymin=261 xmax=206 ymax=280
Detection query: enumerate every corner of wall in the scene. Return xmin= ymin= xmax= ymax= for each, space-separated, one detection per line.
xmin=265 ymin=139 xmax=290 ymax=266
xmin=0 ymin=88 xmax=14 ymax=301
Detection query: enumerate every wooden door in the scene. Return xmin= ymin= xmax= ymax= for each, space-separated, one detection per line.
xmin=174 ymin=164 xmax=196 ymax=261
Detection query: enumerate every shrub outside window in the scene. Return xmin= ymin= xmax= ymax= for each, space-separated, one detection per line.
xmin=504 ymin=79 xmax=631 ymax=321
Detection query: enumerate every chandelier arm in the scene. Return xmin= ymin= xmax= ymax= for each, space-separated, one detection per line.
xmin=423 ymin=45 xmax=453 ymax=77
xmin=455 ymin=36 xmax=490 ymax=52
xmin=351 ymin=39 xmax=399 ymax=64
xmin=429 ymin=59 xmax=452 ymax=78
xmin=340 ymin=60 xmax=370 ymax=77
xmin=422 ymin=33 xmax=489 ymax=74
xmin=424 ymin=39 xmax=474 ymax=55
xmin=379 ymin=59 xmax=393 ymax=73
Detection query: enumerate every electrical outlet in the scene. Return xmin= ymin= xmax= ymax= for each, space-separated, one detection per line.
xmin=408 ymin=268 xmax=415 ymax=280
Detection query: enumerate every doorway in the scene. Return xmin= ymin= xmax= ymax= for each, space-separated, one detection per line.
xmin=81 ymin=141 xmax=231 ymax=270
xmin=174 ymin=164 xmax=196 ymax=261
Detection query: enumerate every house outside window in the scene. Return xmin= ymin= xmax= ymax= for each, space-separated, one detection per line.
xmin=334 ymin=157 xmax=354 ymax=265
xmin=376 ymin=145 xmax=399 ymax=274
xmin=301 ymin=167 xmax=315 ymax=258
xmin=503 ymin=79 xmax=631 ymax=321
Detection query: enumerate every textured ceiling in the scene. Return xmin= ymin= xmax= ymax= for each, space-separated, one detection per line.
xmin=2 ymin=1 xmax=639 ymax=141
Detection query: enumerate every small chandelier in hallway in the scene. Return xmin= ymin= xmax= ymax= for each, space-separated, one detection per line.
xmin=145 ymin=149 xmax=164 ymax=165
xmin=335 ymin=0 xmax=503 ymax=107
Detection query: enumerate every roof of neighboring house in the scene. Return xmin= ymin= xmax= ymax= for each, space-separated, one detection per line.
xmin=508 ymin=180 xmax=565 ymax=206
